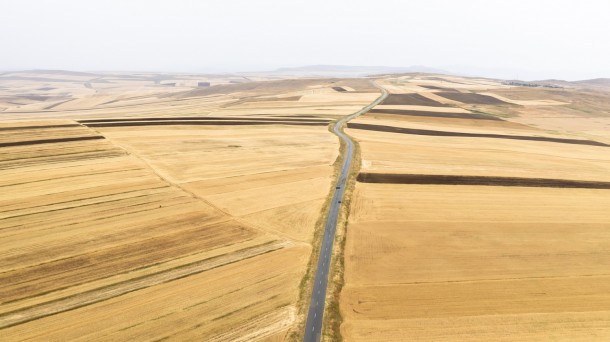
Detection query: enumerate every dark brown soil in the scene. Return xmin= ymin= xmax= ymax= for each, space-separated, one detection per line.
xmin=357 ymin=173 xmax=610 ymax=189
xmin=0 ymin=136 xmax=105 ymax=148
xmin=368 ymin=109 xmax=502 ymax=121
xmin=347 ymin=123 xmax=609 ymax=147
xmin=381 ymin=94 xmax=448 ymax=107
xmin=380 ymin=93 xmax=449 ymax=106
xmin=332 ymin=87 xmax=347 ymax=92
xmin=436 ymin=92 xmax=509 ymax=105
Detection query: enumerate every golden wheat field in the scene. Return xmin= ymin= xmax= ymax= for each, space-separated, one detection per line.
xmin=341 ymin=75 xmax=610 ymax=341
xmin=0 ymin=71 xmax=379 ymax=341
xmin=3 ymin=70 xmax=610 ymax=341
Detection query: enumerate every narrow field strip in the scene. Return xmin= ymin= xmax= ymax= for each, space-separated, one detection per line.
xmin=357 ymin=173 xmax=610 ymax=189
xmin=368 ymin=108 xmax=502 ymax=121
xmin=347 ymin=123 xmax=610 ymax=147
xmin=0 ymin=136 xmax=105 ymax=148
xmin=0 ymin=124 xmax=83 ymax=131
xmin=436 ymin=91 xmax=510 ymax=105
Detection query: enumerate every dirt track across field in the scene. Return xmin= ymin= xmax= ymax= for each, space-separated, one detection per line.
xmin=436 ymin=91 xmax=510 ymax=104
xmin=380 ymin=93 xmax=449 ymax=106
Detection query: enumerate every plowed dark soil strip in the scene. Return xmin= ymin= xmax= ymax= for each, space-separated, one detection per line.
xmin=357 ymin=173 xmax=610 ymax=189
xmin=0 ymin=124 xmax=82 ymax=131
xmin=0 ymin=136 xmax=105 ymax=148
xmin=368 ymin=109 xmax=502 ymax=121
xmin=347 ymin=123 xmax=609 ymax=147
xmin=84 ymin=121 xmax=329 ymax=127
xmin=380 ymin=93 xmax=449 ymax=106
xmin=436 ymin=92 xmax=509 ymax=105
xmin=78 ymin=117 xmax=330 ymax=123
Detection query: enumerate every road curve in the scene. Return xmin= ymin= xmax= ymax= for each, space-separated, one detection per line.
xmin=303 ymin=81 xmax=388 ymax=342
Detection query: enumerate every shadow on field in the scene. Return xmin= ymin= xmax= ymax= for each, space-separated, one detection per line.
xmin=436 ymin=92 xmax=509 ymax=105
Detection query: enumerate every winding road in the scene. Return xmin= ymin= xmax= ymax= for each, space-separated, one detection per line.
xmin=303 ymin=82 xmax=388 ymax=342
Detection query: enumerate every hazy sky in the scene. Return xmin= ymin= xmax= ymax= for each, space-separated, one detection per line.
xmin=1 ymin=0 xmax=609 ymax=80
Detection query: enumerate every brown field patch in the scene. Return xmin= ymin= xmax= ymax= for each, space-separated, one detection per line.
xmin=380 ymin=93 xmax=450 ymax=106
xmin=436 ymin=91 xmax=511 ymax=105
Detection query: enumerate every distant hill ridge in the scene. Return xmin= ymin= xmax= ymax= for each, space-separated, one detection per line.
xmin=272 ymin=64 xmax=448 ymax=75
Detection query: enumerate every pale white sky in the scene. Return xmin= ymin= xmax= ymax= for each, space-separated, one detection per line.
xmin=1 ymin=0 xmax=609 ymax=80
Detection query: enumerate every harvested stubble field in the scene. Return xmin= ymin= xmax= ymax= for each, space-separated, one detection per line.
xmin=0 ymin=72 xmax=380 ymax=341
xmin=340 ymin=75 xmax=610 ymax=341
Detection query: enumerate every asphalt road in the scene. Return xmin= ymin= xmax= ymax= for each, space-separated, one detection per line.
xmin=303 ymin=82 xmax=388 ymax=342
